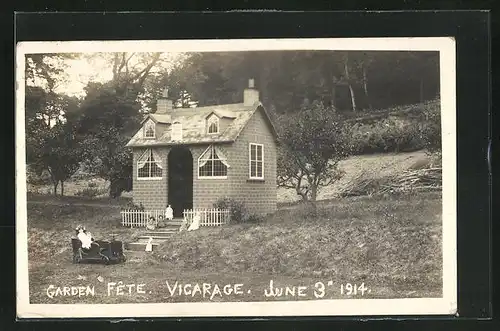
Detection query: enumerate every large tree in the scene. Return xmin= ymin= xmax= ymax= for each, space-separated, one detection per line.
xmin=76 ymin=52 xmax=170 ymax=197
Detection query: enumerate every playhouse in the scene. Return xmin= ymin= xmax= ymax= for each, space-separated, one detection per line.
xmin=125 ymin=79 xmax=278 ymax=218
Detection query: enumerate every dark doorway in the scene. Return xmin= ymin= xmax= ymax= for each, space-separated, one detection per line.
xmin=168 ymin=147 xmax=193 ymax=218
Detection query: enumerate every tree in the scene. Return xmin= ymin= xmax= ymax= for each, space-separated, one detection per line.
xmin=30 ymin=120 xmax=83 ymax=196
xmin=77 ymin=82 xmax=142 ymax=198
xmin=277 ymin=100 xmax=351 ymax=206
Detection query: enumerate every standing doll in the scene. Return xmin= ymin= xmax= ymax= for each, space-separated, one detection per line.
xmin=165 ymin=205 xmax=174 ymax=221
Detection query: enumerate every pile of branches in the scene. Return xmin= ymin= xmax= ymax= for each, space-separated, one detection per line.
xmin=340 ymin=167 xmax=442 ymax=197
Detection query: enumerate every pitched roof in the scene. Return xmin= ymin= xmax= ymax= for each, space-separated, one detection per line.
xmin=126 ymin=101 xmax=278 ymax=147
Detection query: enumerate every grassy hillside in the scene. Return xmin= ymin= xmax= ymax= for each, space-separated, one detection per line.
xmin=27 ymin=190 xmax=442 ymax=303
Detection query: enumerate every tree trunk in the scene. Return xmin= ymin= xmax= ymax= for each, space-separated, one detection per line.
xmin=362 ymin=64 xmax=372 ymax=110
xmin=309 ymin=182 xmax=318 ymax=217
xmin=310 ymin=184 xmax=318 ymax=202
xmin=60 ymin=181 xmax=65 ymax=196
xmin=348 ymin=84 xmax=357 ymax=112
xmin=344 ymin=55 xmax=357 ymax=112
xmin=53 ymin=181 xmax=59 ymax=196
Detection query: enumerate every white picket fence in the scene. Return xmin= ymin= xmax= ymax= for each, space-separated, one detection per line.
xmin=120 ymin=209 xmax=167 ymax=228
xmin=183 ymin=208 xmax=231 ymax=227
xmin=120 ymin=208 xmax=230 ymax=228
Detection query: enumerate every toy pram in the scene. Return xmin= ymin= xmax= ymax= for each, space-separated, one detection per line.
xmin=72 ymin=229 xmax=126 ymax=265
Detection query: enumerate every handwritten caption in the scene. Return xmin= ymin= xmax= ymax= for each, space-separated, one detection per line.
xmin=45 ymin=280 xmax=371 ymax=300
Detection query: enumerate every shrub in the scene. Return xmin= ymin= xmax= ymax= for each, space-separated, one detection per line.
xmin=121 ymin=201 xmax=145 ymax=211
xmin=213 ymin=197 xmax=251 ymax=224
xmin=418 ymin=100 xmax=441 ymax=153
xmin=349 ymin=118 xmax=425 ymax=155
xmin=87 ymin=182 xmax=97 ymax=188
xmin=75 ymin=187 xmax=105 ymax=198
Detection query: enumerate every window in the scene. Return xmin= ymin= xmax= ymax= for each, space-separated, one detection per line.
xmin=249 ymin=143 xmax=264 ymax=179
xmin=207 ymin=115 xmax=219 ymax=134
xmin=143 ymin=120 xmax=155 ymax=138
xmin=137 ymin=149 xmax=163 ymax=179
xmin=171 ymin=121 xmax=182 ymax=141
xmin=198 ymin=145 xmax=229 ymax=178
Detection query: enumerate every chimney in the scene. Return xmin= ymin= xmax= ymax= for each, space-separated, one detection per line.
xmin=243 ymin=78 xmax=259 ymax=106
xmin=156 ymin=88 xmax=173 ymax=114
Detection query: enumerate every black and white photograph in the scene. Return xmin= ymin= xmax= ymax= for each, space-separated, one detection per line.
xmin=16 ymin=38 xmax=457 ymax=318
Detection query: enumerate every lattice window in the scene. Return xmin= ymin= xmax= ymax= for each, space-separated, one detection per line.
xmin=198 ymin=145 xmax=229 ymax=178
xmin=137 ymin=149 xmax=163 ymax=179
xmin=249 ymin=143 xmax=264 ymax=179
xmin=143 ymin=120 xmax=155 ymax=138
xmin=207 ymin=115 xmax=219 ymax=134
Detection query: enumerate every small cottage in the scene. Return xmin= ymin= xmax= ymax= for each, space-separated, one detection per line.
xmin=126 ymin=79 xmax=278 ymax=217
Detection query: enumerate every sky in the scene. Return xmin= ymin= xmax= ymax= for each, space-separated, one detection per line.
xmin=54 ymin=56 xmax=113 ymax=97
xmin=48 ymin=52 xmax=184 ymax=98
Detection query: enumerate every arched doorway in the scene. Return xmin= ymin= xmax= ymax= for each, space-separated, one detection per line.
xmin=168 ymin=147 xmax=193 ymax=218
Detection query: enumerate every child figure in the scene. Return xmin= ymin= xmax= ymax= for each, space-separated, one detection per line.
xmin=165 ymin=205 xmax=174 ymax=221
xmin=157 ymin=215 xmax=165 ymax=228
xmin=187 ymin=213 xmax=200 ymax=232
xmin=146 ymin=216 xmax=156 ymax=231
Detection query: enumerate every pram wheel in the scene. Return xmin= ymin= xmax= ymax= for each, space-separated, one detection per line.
xmin=101 ymin=255 xmax=110 ymax=265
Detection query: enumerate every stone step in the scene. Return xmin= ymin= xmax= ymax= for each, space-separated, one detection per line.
xmin=126 ymin=242 xmax=160 ymax=251
xmin=136 ymin=237 xmax=167 ymax=244
xmin=138 ymin=235 xmax=172 ymax=241
xmin=143 ymin=230 xmax=177 ymax=236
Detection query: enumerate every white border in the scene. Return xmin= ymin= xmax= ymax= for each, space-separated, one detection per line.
xmin=16 ymin=37 xmax=457 ymax=318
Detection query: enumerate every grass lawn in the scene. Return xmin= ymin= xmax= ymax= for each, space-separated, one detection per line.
xmin=27 ymin=191 xmax=442 ymax=304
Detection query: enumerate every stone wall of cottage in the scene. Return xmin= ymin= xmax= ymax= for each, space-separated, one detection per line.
xmin=131 ymin=108 xmax=277 ymax=216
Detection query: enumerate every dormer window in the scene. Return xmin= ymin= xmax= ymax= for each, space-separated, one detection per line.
xmin=143 ymin=119 xmax=155 ymax=139
xmin=207 ymin=114 xmax=219 ymax=134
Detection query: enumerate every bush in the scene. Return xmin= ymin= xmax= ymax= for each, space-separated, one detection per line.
xmin=418 ymin=100 xmax=441 ymax=153
xmin=74 ymin=187 xmax=106 ymax=198
xmin=87 ymin=182 xmax=97 ymax=188
xmin=347 ymin=100 xmax=441 ymax=155
xmin=349 ymin=118 xmax=425 ymax=155
xmin=121 ymin=201 xmax=145 ymax=211
xmin=213 ymin=197 xmax=252 ymax=224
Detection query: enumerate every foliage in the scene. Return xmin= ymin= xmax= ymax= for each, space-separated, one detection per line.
xmin=148 ymin=50 xmax=440 ymax=114
xmin=417 ymin=100 xmax=442 ymax=153
xmin=277 ymin=100 xmax=351 ymax=204
xmin=348 ymin=118 xmax=424 ymax=154
xmin=77 ymin=82 xmax=141 ymax=197
xmin=25 ymin=53 xmax=79 ymax=91
xmin=26 ymin=89 xmax=84 ymax=197
xmin=345 ymin=99 xmax=441 ymax=155
xmin=213 ymin=197 xmax=252 ymax=224
xmin=74 ymin=187 xmax=102 ymax=198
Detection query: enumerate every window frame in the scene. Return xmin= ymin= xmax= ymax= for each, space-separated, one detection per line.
xmin=136 ymin=149 xmax=163 ymax=180
xmin=197 ymin=145 xmax=229 ymax=179
xmin=248 ymin=143 xmax=264 ymax=180
xmin=143 ymin=119 xmax=156 ymax=139
xmin=207 ymin=114 xmax=219 ymax=134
